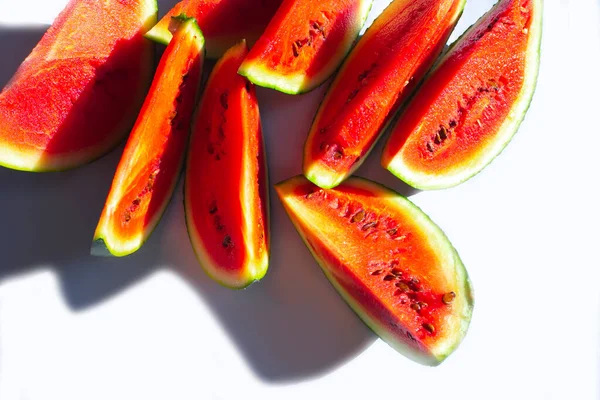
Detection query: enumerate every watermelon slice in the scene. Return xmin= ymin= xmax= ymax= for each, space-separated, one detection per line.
xmin=92 ymin=17 xmax=205 ymax=257
xmin=238 ymin=0 xmax=373 ymax=94
xmin=276 ymin=175 xmax=474 ymax=365
xmin=382 ymin=0 xmax=543 ymax=190
xmin=303 ymin=0 xmax=466 ymax=189
xmin=145 ymin=0 xmax=283 ymax=58
xmin=0 ymin=0 xmax=157 ymax=172
xmin=185 ymin=41 xmax=269 ymax=289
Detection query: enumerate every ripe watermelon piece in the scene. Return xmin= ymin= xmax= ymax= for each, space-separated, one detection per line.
xmin=0 ymin=0 xmax=157 ymax=172
xmin=276 ymin=176 xmax=474 ymax=365
xmin=303 ymin=0 xmax=466 ymax=189
xmin=92 ymin=18 xmax=205 ymax=257
xmin=145 ymin=0 xmax=283 ymax=59
xmin=382 ymin=0 xmax=543 ymax=190
xmin=238 ymin=0 xmax=373 ymax=94
xmin=185 ymin=41 xmax=269 ymax=289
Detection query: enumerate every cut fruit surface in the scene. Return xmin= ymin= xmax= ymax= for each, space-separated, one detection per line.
xmin=92 ymin=18 xmax=205 ymax=257
xmin=185 ymin=41 xmax=269 ymax=289
xmin=304 ymin=0 xmax=466 ymax=189
xmin=382 ymin=0 xmax=543 ymax=190
xmin=145 ymin=0 xmax=283 ymax=58
xmin=0 ymin=0 xmax=157 ymax=172
xmin=276 ymin=175 xmax=473 ymax=365
xmin=238 ymin=0 xmax=373 ymax=94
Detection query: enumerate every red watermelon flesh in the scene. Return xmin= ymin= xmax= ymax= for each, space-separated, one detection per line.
xmin=0 ymin=0 xmax=157 ymax=172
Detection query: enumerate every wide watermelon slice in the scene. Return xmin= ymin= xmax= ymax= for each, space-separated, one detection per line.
xmin=92 ymin=17 xmax=205 ymax=257
xmin=238 ymin=0 xmax=373 ymax=94
xmin=276 ymin=175 xmax=474 ymax=365
xmin=145 ymin=0 xmax=283 ymax=59
xmin=185 ymin=41 xmax=269 ymax=289
xmin=303 ymin=0 xmax=466 ymax=189
xmin=0 ymin=0 xmax=157 ymax=172
xmin=382 ymin=0 xmax=543 ymax=190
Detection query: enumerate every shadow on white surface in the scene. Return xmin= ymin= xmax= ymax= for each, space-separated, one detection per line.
xmin=0 ymin=20 xmax=419 ymax=384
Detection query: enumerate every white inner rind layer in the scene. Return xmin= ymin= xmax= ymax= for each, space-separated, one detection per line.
xmin=277 ymin=176 xmax=474 ymax=365
xmin=237 ymin=0 xmax=373 ymax=95
xmin=386 ymin=0 xmax=543 ymax=190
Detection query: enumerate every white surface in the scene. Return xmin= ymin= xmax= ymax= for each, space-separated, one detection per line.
xmin=0 ymin=0 xmax=599 ymax=399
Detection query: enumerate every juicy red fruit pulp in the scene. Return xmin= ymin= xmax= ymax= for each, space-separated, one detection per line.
xmin=386 ymin=0 xmax=535 ymax=175
xmin=294 ymin=182 xmax=458 ymax=344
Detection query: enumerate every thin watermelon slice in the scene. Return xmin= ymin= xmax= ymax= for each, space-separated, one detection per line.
xmin=382 ymin=0 xmax=543 ymax=190
xmin=145 ymin=0 xmax=283 ymax=59
xmin=0 ymin=0 xmax=157 ymax=172
xmin=185 ymin=41 xmax=269 ymax=289
xmin=303 ymin=0 xmax=466 ymax=189
xmin=276 ymin=175 xmax=474 ymax=365
xmin=238 ymin=0 xmax=373 ymax=94
xmin=92 ymin=18 xmax=205 ymax=257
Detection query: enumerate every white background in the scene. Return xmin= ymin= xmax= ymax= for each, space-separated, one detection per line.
xmin=0 ymin=0 xmax=598 ymax=399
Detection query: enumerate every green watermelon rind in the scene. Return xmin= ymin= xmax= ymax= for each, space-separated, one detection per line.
xmin=0 ymin=0 xmax=158 ymax=173
xmin=91 ymin=18 xmax=205 ymax=258
xmin=385 ymin=0 xmax=544 ymax=191
xmin=276 ymin=176 xmax=474 ymax=366
xmin=237 ymin=0 xmax=373 ymax=95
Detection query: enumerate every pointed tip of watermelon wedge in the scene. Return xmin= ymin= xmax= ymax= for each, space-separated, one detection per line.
xmin=145 ymin=24 xmax=172 ymax=46
xmin=90 ymin=231 xmax=144 ymax=258
xmin=237 ymin=63 xmax=310 ymax=95
xmin=303 ymin=162 xmax=346 ymax=190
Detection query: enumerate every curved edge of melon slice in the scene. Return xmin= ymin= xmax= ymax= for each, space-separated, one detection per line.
xmin=237 ymin=0 xmax=373 ymax=95
xmin=184 ymin=41 xmax=270 ymax=289
xmin=275 ymin=175 xmax=474 ymax=365
xmin=92 ymin=18 xmax=205 ymax=257
xmin=383 ymin=0 xmax=543 ymax=190
xmin=183 ymin=204 xmax=270 ymax=290
xmin=0 ymin=0 xmax=158 ymax=173
xmin=183 ymin=153 xmax=270 ymax=289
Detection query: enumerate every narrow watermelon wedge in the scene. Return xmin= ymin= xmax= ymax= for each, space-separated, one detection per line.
xmin=185 ymin=41 xmax=269 ymax=289
xmin=303 ymin=0 xmax=466 ymax=189
xmin=382 ymin=0 xmax=543 ymax=190
xmin=0 ymin=0 xmax=157 ymax=172
xmin=145 ymin=0 xmax=283 ymax=59
xmin=92 ymin=18 xmax=205 ymax=257
xmin=238 ymin=0 xmax=373 ymax=94
xmin=276 ymin=176 xmax=474 ymax=365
